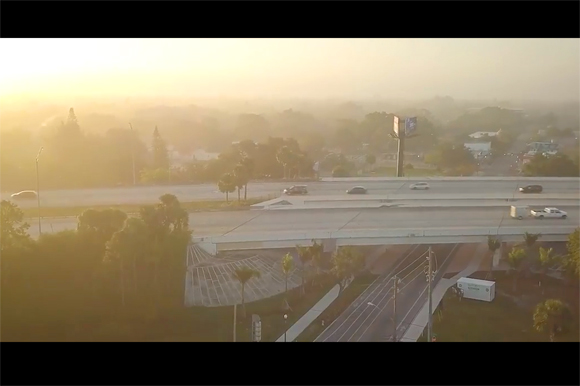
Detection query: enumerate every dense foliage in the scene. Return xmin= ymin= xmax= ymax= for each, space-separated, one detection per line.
xmin=1 ymin=196 xmax=191 ymax=341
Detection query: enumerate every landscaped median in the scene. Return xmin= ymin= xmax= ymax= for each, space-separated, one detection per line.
xmin=20 ymin=197 xmax=270 ymax=219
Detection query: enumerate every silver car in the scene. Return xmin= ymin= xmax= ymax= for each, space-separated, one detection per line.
xmin=409 ymin=182 xmax=430 ymax=190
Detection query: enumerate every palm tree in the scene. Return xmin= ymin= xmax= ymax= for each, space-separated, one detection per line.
xmin=218 ymin=173 xmax=236 ymax=202
xmin=523 ymin=232 xmax=541 ymax=250
xmin=507 ymin=247 xmax=526 ymax=292
xmin=233 ymin=266 xmax=261 ymax=318
xmin=533 ymin=299 xmax=570 ymax=342
xmin=487 ymin=236 xmax=501 ymax=279
xmin=296 ymin=245 xmax=312 ymax=295
xmin=233 ymin=164 xmax=249 ymax=202
xmin=538 ymin=247 xmax=557 ymax=288
xmin=332 ymin=246 xmax=365 ymax=292
xmin=281 ymin=253 xmax=294 ymax=295
xmin=309 ymin=240 xmax=324 ymax=287
xmin=276 ymin=146 xmax=292 ymax=179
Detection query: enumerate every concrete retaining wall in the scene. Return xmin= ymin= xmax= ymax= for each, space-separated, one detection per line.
xmin=194 ymin=225 xmax=577 ymax=255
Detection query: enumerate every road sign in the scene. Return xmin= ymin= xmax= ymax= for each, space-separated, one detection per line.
xmin=405 ymin=117 xmax=417 ymax=137
xmin=393 ymin=116 xmax=400 ymax=136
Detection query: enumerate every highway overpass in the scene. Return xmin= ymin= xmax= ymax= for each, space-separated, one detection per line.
xmin=5 ymin=176 xmax=580 ymax=208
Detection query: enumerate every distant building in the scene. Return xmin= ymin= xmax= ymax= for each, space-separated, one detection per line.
xmin=468 ymin=131 xmax=500 ymax=139
xmin=528 ymin=141 xmax=558 ymax=153
xmin=464 ymin=142 xmax=492 ymax=158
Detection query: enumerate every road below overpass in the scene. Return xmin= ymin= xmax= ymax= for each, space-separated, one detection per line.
xmin=28 ymin=206 xmax=580 ymax=238
xmin=5 ymin=178 xmax=579 ymax=208
xmin=316 ymin=244 xmax=459 ymax=342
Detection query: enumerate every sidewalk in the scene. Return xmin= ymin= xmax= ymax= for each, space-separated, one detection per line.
xmin=275 ymin=245 xmax=388 ymax=342
xmin=400 ymin=243 xmax=488 ymax=342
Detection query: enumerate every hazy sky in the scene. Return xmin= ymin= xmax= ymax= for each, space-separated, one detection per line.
xmin=1 ymin=38 xmax=578 ymax=101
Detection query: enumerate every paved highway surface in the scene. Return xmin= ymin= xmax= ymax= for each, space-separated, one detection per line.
xmin=316 ymin=244 xmax=459 ymax=342
xmin=4 ymin=179 xmax=579 ymax=208
xmin=28 ymin=206 xmax=580 ymax=238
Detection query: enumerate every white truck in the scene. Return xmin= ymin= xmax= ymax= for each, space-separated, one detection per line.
xmin=530 ymin=207 xmax=568 ymax=219
xmin=510 ymin=205 xmax=529 ymax=220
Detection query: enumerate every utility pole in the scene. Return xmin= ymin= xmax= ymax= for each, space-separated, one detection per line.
xmin=427 ymin=247 xmax=434 ymax=342
xmin=35 ymin=147 xmax=43 ymax=235
xmin=128 ymin=123 xmax=137 ymax=186
xmin=233 ymin=303 xmax=237 ymax=342
xmin=392 ymin=275 xmax=401 ymax=342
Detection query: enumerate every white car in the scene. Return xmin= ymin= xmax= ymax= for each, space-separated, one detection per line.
xmin=409 ymin=182 xmax=430 ymax=190
xmin=530 ymin=207 xmax=568 ymax=219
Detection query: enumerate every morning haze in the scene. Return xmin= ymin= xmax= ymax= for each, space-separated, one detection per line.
xmin=1 ymin=38 xmax=578 ymax=101
xmin=1 ymin=38 xmax=579 ymax=345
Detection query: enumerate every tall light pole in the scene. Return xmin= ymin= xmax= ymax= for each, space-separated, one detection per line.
xmin=392 ymin=275 xmax=401 ymax=342
xmin=426 ymin=247 xmax=435 ymax=342
xmin=128 ymin=123 xmax=137 ymax=186
xmin=283 ymin=314 xmax=288 ymax=342
xmin=36 ymin=147 xmax=43 ymax=235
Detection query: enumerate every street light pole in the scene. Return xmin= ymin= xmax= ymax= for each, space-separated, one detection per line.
xmin=36 ymin=147 xmax=43 ymax=235
xmin=427 ymin=247 xmax=433 ymax=342
xmin=284 ymin=314 xmax=288 ymax=342
xmin=128 ymin=123 xmax=137 ymax=186
xmin=392 ymin=275 xmax=400 ymax=342
xmin=233 ymin=303 xmax=237 ymax=342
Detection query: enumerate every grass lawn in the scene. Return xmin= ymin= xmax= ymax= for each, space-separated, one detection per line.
xmin=364 ymin=167 xmax=440 ymax=177
xmin=21 ymin=197 xmax=269 ymax=219
xmin=295 ymin=273 xmax=379 ymax=342
xmin=82 ymin=274 xmax=337 ymax=342
xmin=418 ymin=271 xmax=579 ymax=342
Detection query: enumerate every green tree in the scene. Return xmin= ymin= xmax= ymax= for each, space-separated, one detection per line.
xmin=424 ymin=142 xmax=476 ymax=175
xmin=281 ymin=253 xmax=294 ymax=295
xmin=332 ymin=165 xmax=350 ymax=177
xmin=152 ymin=126 xmax=170 ymax=170
xmin=533 ymin=299 xmax=570 ymax=342
xmin=507 ymin=247 xmax=526 ymax=292
xmin=309 ymin=240 xmax=325 ymax=286
xmin=233 ymin=266 xmax=261 ymax=318
xmin=240 ymin=157 xmax=255 ymax=200
xmin=276 ymin=146 xmax=293 ymax=179
xmin=538 ymin=247 xmax=558 ymax=287
xmin=1 ymin=200 xmax=31 ymax=254
xmin=332 ymin=246 xmax=365 ymax=292
xmin=296 ymin=245 xmax=312 ymax=294
xmin=523 ymin=153 xmax=579 ymax=177
xmin=564 ymin=228 xmax=580 ymax=280
xmin=233 ymin=164 xmax=249 ymax=202
xmin=217 ymin=173 xmax=236 ymax=202
xmin=486 ymin=236 xmax=501 ymax=279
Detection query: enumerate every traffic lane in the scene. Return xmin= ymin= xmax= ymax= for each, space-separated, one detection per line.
xmin=391 ymin=243 xmax=460 ymax=342
xmin=360 ymin=244 xmax=458 ymax=342
xmin=315 ymin=244 xmax=424 ymax=342
xmin=28 ymin=206 xmax=580 ymax=238
xmin=353 ymin=244 xmax=456 ymax=342
xmin=5 ymin=180 xmax=580 ymax=208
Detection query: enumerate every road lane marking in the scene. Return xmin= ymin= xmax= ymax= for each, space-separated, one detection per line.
xmin=355 ymin=243 xmax=458 ymax=342
xmin=319 ymin=244 xmax=421 ymax=342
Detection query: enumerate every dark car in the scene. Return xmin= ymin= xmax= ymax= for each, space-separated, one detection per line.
xmin=283 ymin=185 xmax=308 ymax=195
xmin=346 ymin=186 xmax=367 ymax=194
xmin=11 ymin=190 xmax=38 ymax=200
xmin=519 ymin=185 xmax=543 ymax=194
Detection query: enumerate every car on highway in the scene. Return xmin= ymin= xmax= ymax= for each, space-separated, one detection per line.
xmin=283 ymin=185 xmax=308 ymax=195
xmin=11 ymin=190 xmax=38 ymax=200
xmin=346 ymin=186 xmax=367 ymax=194
xmin=409 ymin=182 xmax=430 ymax=190
xmin=530 ymin=207 xmax=567 ymax=219
xmin=519 ymin=185 xmax=543 ymax=193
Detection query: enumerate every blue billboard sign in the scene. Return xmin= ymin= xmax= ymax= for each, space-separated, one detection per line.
xmin=405 ymin=117 xmax=417 ymax=137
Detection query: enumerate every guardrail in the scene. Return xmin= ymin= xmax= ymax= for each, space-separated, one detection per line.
xmin=303 ymin=193 xmax=580 ymax=202
xmin=193 ymin=225 xmax=578 ymax=244
xmin=320 ymin=177 xmax=580 ymax=182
